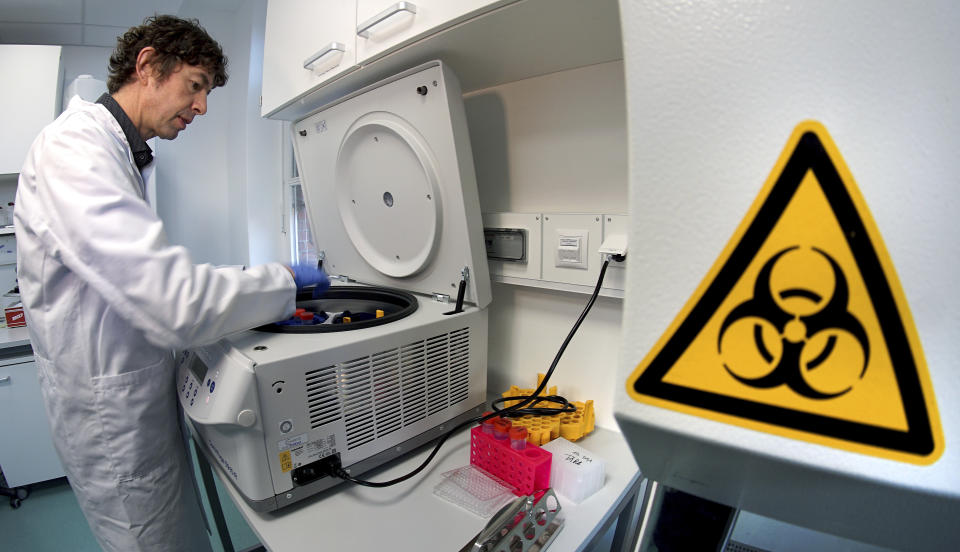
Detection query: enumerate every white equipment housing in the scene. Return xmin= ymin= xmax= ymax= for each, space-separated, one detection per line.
xmin=178 ymin=61 xmax=491 ymax=511
xmin=614 ymin=2 xmax=960 ymax=550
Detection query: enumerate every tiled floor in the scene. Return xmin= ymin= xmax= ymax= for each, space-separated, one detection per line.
xmin=0 ymin=447 xmax=260 ymax=552
xmin=0 ymin=478 xmax=101 ymax=551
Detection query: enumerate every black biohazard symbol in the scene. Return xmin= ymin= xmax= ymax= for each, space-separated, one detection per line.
xmin=718 ymin=246 xmax=869 ymax=399
xmin=629 ymin=126 xmax=938 ymax=458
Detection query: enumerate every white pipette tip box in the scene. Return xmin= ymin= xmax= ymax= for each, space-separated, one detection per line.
xmin=540 ymin=437 xmax=606 ymax=504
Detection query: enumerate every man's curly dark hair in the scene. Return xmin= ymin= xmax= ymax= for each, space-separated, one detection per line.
xmin=107 ymin=14 xmax=228 ymax=93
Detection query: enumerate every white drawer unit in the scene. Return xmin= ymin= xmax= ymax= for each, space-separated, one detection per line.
xmin=0 ymin=347 xmax=64 ymax=487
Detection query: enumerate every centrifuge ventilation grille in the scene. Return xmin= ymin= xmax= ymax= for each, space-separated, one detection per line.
xmin=400 ymin=340 xmax=428 ymax=426
xmin=305 ymin=365 xmax=341 ymax=428
xmin=304 ymin=327 xmax=472 ymax=450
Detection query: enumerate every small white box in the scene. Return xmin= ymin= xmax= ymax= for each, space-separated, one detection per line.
xmin=540 ymin=437 xmax=605 ymax=504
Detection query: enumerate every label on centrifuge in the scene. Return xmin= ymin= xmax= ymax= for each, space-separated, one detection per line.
xmin=290 ymin=435 xmax=338 ymax=468
xmin=279 ymin=450 xmax=293 ymax=473
xmin=278 ymin=433 xmax=308 ymax=451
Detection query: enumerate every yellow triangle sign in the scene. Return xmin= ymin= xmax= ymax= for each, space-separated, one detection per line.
xmin=626 ymin=121 xmax=943 ymax=465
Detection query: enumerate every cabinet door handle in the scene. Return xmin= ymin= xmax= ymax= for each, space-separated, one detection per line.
xmin=357 ymin=1 xmax=418 ymax=38
xmin=0 ymin=375 xmax=10 ymax=384
xmin=303 ymin=42 xmax=347 ymax=70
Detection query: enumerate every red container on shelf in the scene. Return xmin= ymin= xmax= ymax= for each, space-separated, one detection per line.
xmin=4 ymin=303 xmax=25 ymax=328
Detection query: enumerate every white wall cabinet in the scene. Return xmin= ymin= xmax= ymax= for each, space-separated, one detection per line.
xmin=0 ymin=45 xmax=62 ymax=175
xmin=0 ymin=348 xmax=64 ymax=487
xmin=262 ymin=0 xmax=622 ymax=121
xmin=261 ymin=0 xmax=359 ymax=117
xmin=262 ymin=0 xmax=511 ymax=117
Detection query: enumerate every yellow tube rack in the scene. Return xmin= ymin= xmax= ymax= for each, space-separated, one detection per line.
xmin=500 ymin=374 xmax=595 ymax=446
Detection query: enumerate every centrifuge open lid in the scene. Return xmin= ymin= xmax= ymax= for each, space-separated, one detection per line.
xmin=291 ymin=61 xmax=491 ymax=309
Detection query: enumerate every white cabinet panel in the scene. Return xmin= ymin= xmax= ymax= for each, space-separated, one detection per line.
xmin=0 ymin=354 xmax=64 ymax=487
xmin=355 ymin=0 xmax=508 ymax=63
xmin=0 ymin=45 xmax=62 ymax=175
xmin=261 ymin=0 xmax=358 ymax=117
xmin=262 ymin=0 xmax=621 ymax=121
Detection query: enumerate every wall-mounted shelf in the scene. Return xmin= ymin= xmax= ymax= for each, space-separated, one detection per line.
xmin=0 ymin=227 xmax=14 ymax=236
xmin=492 ymin=275 xmax=624 ymax=299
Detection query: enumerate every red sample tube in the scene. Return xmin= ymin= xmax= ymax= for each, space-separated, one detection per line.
xmin=509 ymin=426 xmax=528 ymax=450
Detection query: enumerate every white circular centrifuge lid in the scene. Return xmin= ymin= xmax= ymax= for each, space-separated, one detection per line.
xmin=334 ymin=112 xmax=442 ymax=278
xmin=292 ymin=61 xmax=492 ymax=309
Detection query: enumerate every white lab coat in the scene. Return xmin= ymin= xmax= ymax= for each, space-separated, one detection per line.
xmin=15 ymin=97 xmax=296 ymax=551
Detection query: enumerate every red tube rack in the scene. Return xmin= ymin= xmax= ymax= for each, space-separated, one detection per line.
xmin=469 ymin=426 xmax=552 ymax=496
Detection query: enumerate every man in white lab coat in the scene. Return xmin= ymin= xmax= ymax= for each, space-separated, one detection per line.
xmin=14 ymin=15 xmax=326 ymax=551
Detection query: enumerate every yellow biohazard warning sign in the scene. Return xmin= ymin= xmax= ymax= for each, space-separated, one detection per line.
xmin=626 ymin=121 xmax=943 ymax=464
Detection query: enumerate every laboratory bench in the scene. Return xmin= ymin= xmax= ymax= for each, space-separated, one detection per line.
xmin=199 ymin=424 xmax=647 ymax=552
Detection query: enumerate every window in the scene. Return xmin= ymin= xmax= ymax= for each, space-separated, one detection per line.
xmin=290 ymin=181 xmax=318 ymax=266
xmin=283 ymin=123 xmax=318 ymax=266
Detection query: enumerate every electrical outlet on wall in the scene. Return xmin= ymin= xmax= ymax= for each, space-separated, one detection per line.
xmin=601 ymin=214 xmax=628 ymax=291
xmin=542 ymin=214 xmax=603 ymax=286
xmin=555 ymin=229 xmax=589 ymax=269
xmin=484 ymin=212 xmax=625 ymax=294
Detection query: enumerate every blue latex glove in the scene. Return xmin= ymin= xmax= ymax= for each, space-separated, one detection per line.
xmin=290 ymin=263 xmax=330 ymax=298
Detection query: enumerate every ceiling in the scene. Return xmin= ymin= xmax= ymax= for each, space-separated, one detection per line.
xmin=0 ymin=0 xmax=238 ymax=48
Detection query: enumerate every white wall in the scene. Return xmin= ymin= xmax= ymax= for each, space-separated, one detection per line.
xmin=465 ymin=61 xmax=628 ymax=214
xmin=239 ymin=0 xmax=285 ymax=267
xmin=464 ymin=61 xmax=628 ymax=430
xmin=59 ymin=45 xmax=113 ymax=109
xmin=158 ymin=0 xmax=283 ymax=267
xmin=160 ymin=1 xmax=243 ymax=265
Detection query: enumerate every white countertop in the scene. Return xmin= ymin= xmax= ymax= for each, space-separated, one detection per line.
xmin=0 ymin=326 xmax=31 ymax=349
xmin=210 ymin=425 xmax=643 ymax=551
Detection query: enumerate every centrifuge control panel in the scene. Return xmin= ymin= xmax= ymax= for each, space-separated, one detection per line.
xmin=178 ymin=352 xmax=219 ymax=418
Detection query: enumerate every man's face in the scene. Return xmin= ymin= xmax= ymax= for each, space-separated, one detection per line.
xmin=141 ymin=62 xmax=213 ymax=140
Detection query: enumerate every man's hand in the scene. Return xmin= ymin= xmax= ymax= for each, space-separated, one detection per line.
xmin=289 ymin=263 xmax=330 ymax=297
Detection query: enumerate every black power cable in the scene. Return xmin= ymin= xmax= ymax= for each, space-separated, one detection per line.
xmin=331 ymin=258 xmax=614 ymax=487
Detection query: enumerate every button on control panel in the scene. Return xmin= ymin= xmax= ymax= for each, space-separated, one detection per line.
xmin=178 ymin=353 xmax=218 ymax=417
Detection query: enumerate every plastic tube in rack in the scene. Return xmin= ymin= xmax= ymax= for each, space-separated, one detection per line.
xmin=510 ymin=427 xmax=528 ymax=450
xmin=493 ymin=419 xmax=512 ymax=440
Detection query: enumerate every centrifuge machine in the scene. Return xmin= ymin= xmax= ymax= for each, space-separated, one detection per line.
xmin=178 ymin=61 xmax=491 ymax=511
